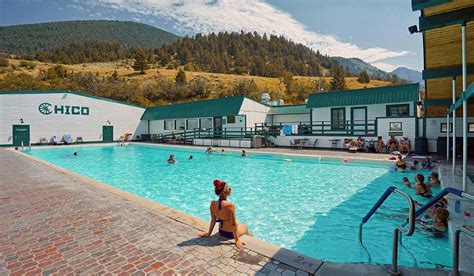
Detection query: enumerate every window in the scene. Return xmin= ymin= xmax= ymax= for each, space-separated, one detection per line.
xmin=187 ymin=119 xmax=199 ymax=130
xmin=440 ymin=123 xmax=453 ymax=133
xmin=331 ymin=108 xmax=345 ymax=130
xmin=389 ymin=122 xmax=403 ymax=131
xmin=175 ymin=119 xmax=185 ymax=130
xmin=227 ymin=116 xmax=236 ymax=124
xmin=386 ymin=104 xmax=409 ymax=117
xmin=164 ymin=120 xmax=174 ymax=130
xmin=469 ymin=123 xmax=474 ymax=133
xmin=200 ymin=118 xmax=213 ymax=129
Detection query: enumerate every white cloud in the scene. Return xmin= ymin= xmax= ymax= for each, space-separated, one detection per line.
xmin=371 ymin=62 xmax=399 ymax=73
xmin=80 ymin=0 xmax=411 ymax=65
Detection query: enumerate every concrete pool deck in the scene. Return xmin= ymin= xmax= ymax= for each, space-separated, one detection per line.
xmin=0 ymin=146 xmax=457 ymax=275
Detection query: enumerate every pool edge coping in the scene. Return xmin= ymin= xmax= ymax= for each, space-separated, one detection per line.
xmin=8 ymin=148 xmax=324 ymax=274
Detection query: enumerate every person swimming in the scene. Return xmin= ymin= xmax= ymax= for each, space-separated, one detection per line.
xmin=241 ymin=150 xmax=247 ymax=157
xmin=422 ymin=157 xmax=434 ymax=170
xmin=221 ymin=149 xmax=225 ymax=154
xmin=73 ymin=152 xmax=78 ymax=156
xmin=167 ymin=154 xmax=176 ymax=164
xmin=188 ymin=155 xmax=193 ymax=160
xmin=206 ymin=147 xmax=214 ymax=154
xmin=396 ymin=154 xmax=406 ymax=168
xmin=415 ymin=174 xmax=432 ymax=198
xmin=198 ymin=179 xmax=250 ymax=250
xmin=410 ymin=160 xmax=419 ymax=170
xmin=428 ymin=171 xmax=441 ymax=186
xmin=402 ymin=177 xmax=411 ymax=188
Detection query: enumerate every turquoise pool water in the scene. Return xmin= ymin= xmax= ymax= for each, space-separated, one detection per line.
xmin=25 ymin=144 xmax=450 ymax=269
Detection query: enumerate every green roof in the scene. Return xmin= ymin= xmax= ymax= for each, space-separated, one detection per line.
xmin=141 ymin=96 xmax=246 ymax=120
xmin=268 ymin=104 xmax=309 ymax=115
xmin=306 ymin=83 xmax=420 ymax=108
xmin=0 ymin=90 xmax=145 ymax=108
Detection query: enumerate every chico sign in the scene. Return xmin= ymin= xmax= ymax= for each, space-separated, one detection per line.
xmin=38 ymin=102 xmax=90 ymax=115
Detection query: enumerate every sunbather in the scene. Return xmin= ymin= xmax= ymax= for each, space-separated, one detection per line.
xmin=388 ymin=136 xmax=399 ymax=153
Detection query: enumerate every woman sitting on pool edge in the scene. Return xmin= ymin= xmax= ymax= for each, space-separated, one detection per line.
xmin=198 ymin=179 xmax=250 ymax=250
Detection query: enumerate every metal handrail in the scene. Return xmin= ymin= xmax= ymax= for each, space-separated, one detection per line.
xmin=358 ymin=186 xmax=415 ymax=275
xmin=453 ymin=226 xmax=474 ymax=276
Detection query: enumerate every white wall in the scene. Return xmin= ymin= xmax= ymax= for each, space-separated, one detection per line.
xmin=266 ymin=114 xmax=310 ymax=124
xmin=0 ymin=92 xmax=146 ymax=145
xmin=425 ymin=117 xmax=474 ymax=152
xmin=240 ymin=98 xmax=270 ymax=128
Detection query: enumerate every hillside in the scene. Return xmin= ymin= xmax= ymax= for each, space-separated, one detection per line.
xmin=0 ymin=20 xmax=180 ymax=55
xmin=0 ymin=58 xmax=394 ymax=106
xmin=332 ymin=57 xmax=388 ymax=78
xmin=391 ymin=67 xmax=423 ymax=86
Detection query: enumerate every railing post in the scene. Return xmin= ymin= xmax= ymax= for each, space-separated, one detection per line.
xmin=389 ymin=228 xmax=400 ymax=275
xmin=453 ymin=228 xmax=461 ymax=276
xmin=322 ymin=121 xmax=325 ymax=134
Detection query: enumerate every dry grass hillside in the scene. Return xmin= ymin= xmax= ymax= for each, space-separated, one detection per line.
xmin=2 ymin=59 xmax=394 ymax=104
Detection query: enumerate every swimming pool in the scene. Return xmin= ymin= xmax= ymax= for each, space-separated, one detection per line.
xmin=25 ymin=144 xmax=450 ymax=269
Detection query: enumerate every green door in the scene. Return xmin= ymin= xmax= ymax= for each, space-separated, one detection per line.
xmin=103 ymin=125 xmax=114 ymax=142
xmin=12 ymin=125 xmax=30 ymax=146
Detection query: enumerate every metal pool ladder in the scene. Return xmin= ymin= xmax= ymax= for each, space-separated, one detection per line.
xmin=358 ymin=186 xmax=416 ymax=275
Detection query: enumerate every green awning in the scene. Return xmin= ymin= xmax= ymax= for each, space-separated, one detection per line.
xmin=268 ymin=105 xmax=309 ymax=115
xmin=141 ymin=96 xmax=246 ymax=120
xmin=306 ymin=83 xmax=420 ymax=108
xmin=423 ymin=65 xmax=474 ymax=80
xmin=412 ymin=0 xmax=452 ymax=11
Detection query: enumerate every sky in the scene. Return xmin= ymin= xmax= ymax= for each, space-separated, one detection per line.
xmin=0 ymin=0 xmax=423 ymax=72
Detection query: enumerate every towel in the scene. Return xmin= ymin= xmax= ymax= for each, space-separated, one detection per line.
xmin=282 ymin=125 xmax=292 ymax=135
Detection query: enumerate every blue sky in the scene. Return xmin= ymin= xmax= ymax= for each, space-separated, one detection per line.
xmin=0 ymin=0 xmax=422 ymax=72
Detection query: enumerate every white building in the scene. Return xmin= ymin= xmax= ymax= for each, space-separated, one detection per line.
xmin=268 ymin=84 xmax=421 ymax=149
xmin=0 ymin=90 xmax=147 ymax=146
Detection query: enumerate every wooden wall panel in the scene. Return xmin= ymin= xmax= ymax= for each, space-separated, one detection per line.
xmin=426 ymin=75 xmax=474 ymax=99
xmin=427 ymin=105 xmax=474 ymax=117
xmin=424 ymin=22 xmax=474 ymax=69
xmin=424 ymin=0 xmax=474 ymax=16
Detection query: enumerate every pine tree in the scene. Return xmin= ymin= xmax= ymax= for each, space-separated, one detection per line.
xmin=131 ymin=48 xmax=149 ymax=74
xmin=330 ymin=65 xmax=347 ymax=91
xmin=175 ymin=67 xmax=187 ymax=85
xmin=357 ymin=70 xmax=370 ymax=83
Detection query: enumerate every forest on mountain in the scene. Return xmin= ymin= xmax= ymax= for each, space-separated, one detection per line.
xmin=0 ymin=20 xmax=179 ymax=55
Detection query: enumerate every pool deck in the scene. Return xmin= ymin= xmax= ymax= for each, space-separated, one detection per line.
xmin=0 ymin=146 xmax=458 ymax=275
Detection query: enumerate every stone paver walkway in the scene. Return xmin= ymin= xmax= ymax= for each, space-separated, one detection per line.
xmin=0 ymin=150 xmax=298 ymax=276
xmin=0 ymin=148 xmax=455 ymax=276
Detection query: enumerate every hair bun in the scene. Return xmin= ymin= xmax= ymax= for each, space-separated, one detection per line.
xmin=213 ymin=179 xmax=221 ymax=187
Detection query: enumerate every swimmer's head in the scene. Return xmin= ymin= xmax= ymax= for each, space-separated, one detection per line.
xmin=73 ymin=152 xmax=78 ymax=156
xmin=415 ymin=174 xmax=424 ymax=183
xmin=431 ymin=171 xmax=439 ymax=179
xmin=414 ymin=160 xmax=419 ymax=165
xmin=189 ymin=155 xmax=193 ymax=159
xmin=402 ymin=177 xmax=409 ymax=182
xmin=435 ymin=208 xmax=449 ymax=222
xmin=213 ymin=179 xmax=231 ymax=197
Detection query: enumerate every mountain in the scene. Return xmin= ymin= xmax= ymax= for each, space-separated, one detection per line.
xmin=332 ymin=57 xmax=389 ymax=78
xmin=391 ymin=67 xmax=423 ymax=85
xmin=0 ymin=20 xmax=180 ymax=55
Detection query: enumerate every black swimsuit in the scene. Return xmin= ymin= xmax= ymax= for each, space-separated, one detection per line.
xmin=216 ymin=198 xmax=234 ymax=239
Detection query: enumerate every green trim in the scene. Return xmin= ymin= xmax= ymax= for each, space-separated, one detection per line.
xmin=422 ymin=65 xmax=474 ymax=80
xmin=419 ymin=6 xmax=474 ymax=31
xmin=412 ymin=0 xmax=452 ymax=11
xmin=448 ymin=82 xmax=474 ymax=114
xmin=386 ymin=104 xmax=410 ymax=117
xmin=306 ymin=83 xmax=419 ymax=108
xmin=0 ymin=90 xmax=145 ymax=109
xmin=267 ymin=104 xmax=310 ymax=115
xmin=330 ymin=107 xmax=346 ymax=130
xmin=414 ymin=102 xmax=419 ymax=137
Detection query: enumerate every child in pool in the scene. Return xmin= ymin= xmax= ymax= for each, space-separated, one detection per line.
xmin=410 ymin=160 xmax=419 ymax=170
xmin=167 ymin=154 xmax=176 ymax=164
xmin=422 ymin=157 xmax=434 ymax=170
xmin=402 ymin=177 xmax=411 ymax=188
xmin=398 ymin=163 xmax=407 ymax=172
xmin=415 ymin=174 xmax=432 ymax=198
xmin=396 ymin=154 xmax=406 ymax=168
xmin=188 ymin=155 xmax=193 ymax=160
xmin=206 ymin=147 xmax=214 ymax=154
xmin=241 ymin=150 xmax=247 ymax=157
xmin=428 ymin=171 xmax=441 ymax=186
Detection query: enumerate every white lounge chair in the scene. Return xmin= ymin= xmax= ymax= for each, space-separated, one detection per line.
xmin=62 ymin=134 xmax=74 ymax=144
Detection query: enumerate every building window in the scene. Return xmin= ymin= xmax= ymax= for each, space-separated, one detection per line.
xmin=386 ymin=104 xmax=409 ymax=117
xmin=227 ymin=116 xmax=236 ymax=124
xmin=389 ymin=122 xmax=403 ymax=131
xmin=201 ymin=118 xmax=213 ymax=129
xmin=331 ymin=108 xmax=345 ymax=130
xmin=187 ymin=119 xmax=199 ymax=130
xmin=175 ymin=119 xmax=186 ymax=130
xmin=440 ymin=123 xmax=453 ymax=133
xmin=164 ymin=120 xmax=174 ymax=130
xmin=469 ymin=123 xmax=474 ymax=133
